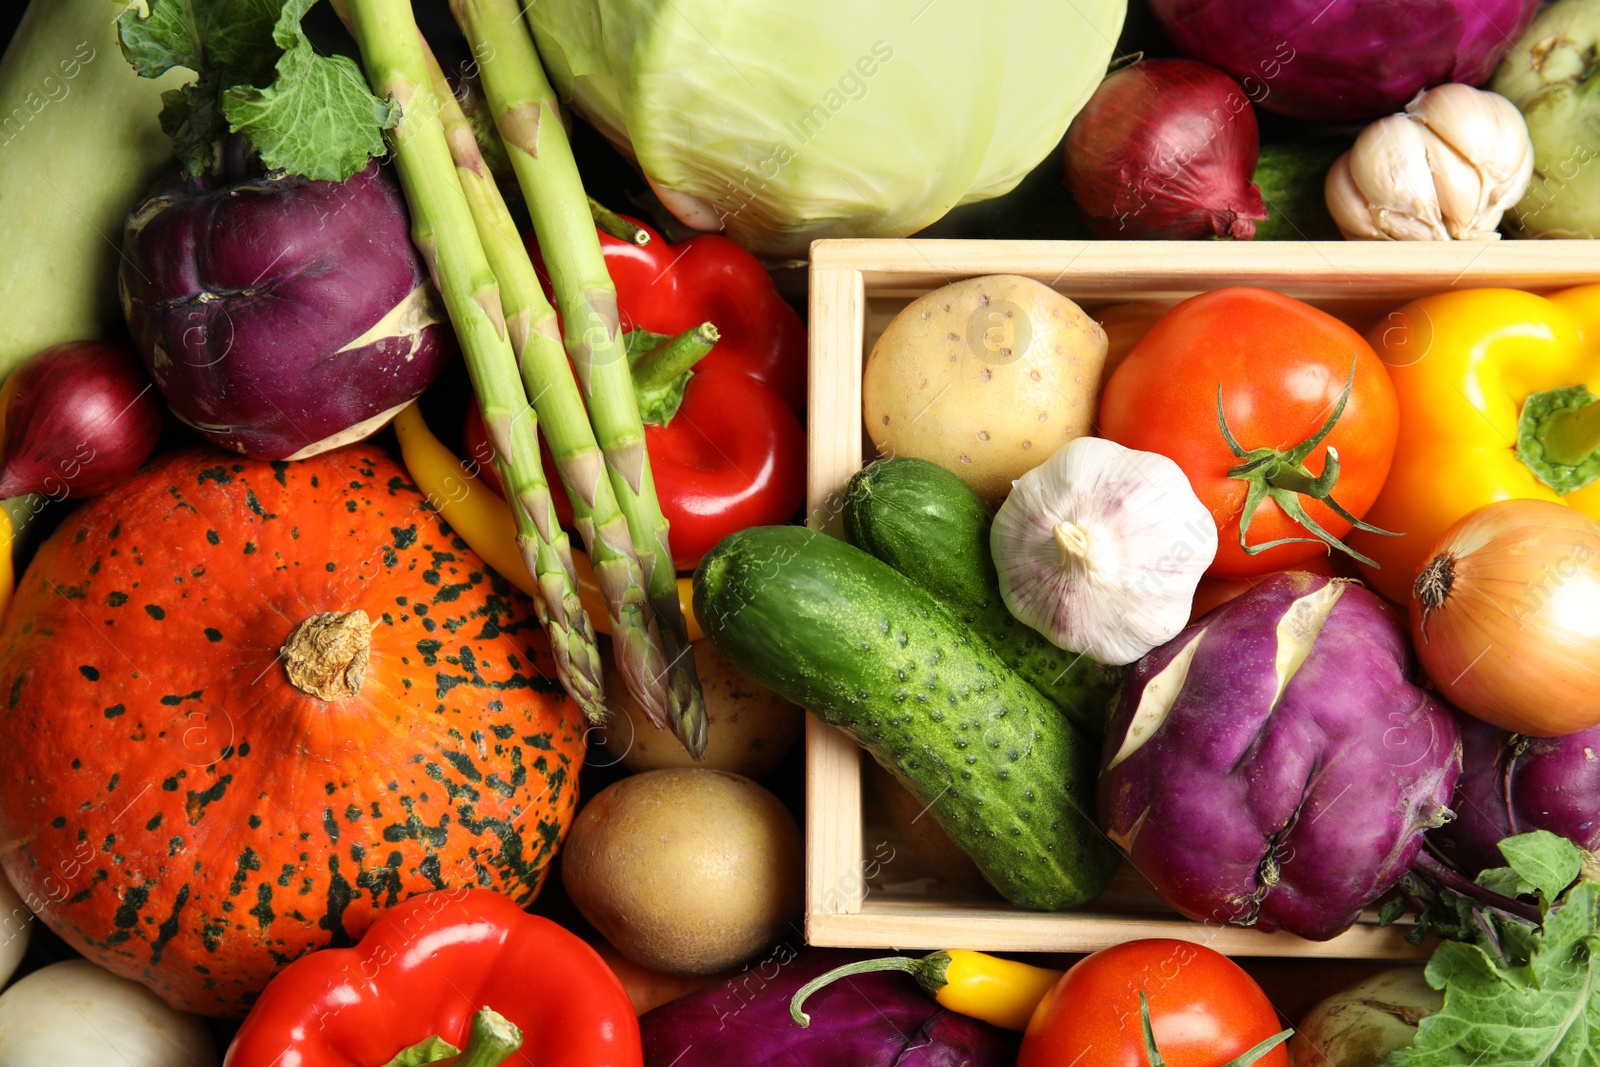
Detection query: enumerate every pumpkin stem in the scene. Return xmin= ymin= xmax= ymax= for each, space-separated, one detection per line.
xmin=282 ymin=610 xmax=372 ymax=700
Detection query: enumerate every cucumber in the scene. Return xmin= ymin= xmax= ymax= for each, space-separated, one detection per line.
xmin=694 ymin=525 xmax=1118 ymax=911
xmin=1250 ymin=140 xmax=1350 ymax=241
xmin=845 ymin=457 xmax=1119 ymax=739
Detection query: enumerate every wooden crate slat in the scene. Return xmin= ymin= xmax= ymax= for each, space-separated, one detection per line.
xmin=804 ymin=239 xmax=1600 ymax=959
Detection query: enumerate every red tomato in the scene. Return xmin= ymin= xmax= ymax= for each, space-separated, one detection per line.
xmin=1019 ymin=939 xmax=1288 ymax=1067
xmin=1098 ymin=288 xmax=1398 ymax=580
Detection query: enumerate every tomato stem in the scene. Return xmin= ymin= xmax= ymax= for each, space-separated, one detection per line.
xmin=1217 ymin=359 xmax=1399 ymax=567
xmin=1137 ymin=991 xmax=1292 ymax=1067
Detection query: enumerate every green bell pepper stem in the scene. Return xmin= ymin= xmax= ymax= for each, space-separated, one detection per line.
xmin=632 ymin=323 xmax=720 ymax=390
xmin=381 ymin=1007 xmax=524 ymax=1067
xmin=1537 ymin=395 xmax=1600 ymax=468
xmin=589 ymin=196 xmax=652 ymax=246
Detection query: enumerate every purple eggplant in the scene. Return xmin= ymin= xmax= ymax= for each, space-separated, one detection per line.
xmin=120 ymin=161 xmax=450 ymax=460
xmin=1098 ymin=572 xmax=1462 ymax=941
xmin=639 ymin=946 xmax=1017 ymax=1067
xmin=1430 ymin=716 xmax=1600 ymax=874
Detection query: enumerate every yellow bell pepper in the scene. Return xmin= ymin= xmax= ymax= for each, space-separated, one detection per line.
xmin=392 ymin=402 xmax=701 ymax=639
xmin=1351 ymin=283 xmax=1600 ymax=603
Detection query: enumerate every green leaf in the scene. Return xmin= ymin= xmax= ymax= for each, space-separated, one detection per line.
xmin=1500 ymin=831 xmax=1584 ymax=906
xmin=221 ymin=0 xmax=397 ymax=181
xmin=119 ymin=0 xmax=392 ymax=180
xmin=157 ymin=80 xmax=224 ymax=177
xmin=1382 ymin=881 xmax=1600 ymax=1067
xmin=1476 ymin=864 xmax=1534 ymax=900
xmin=117 ymin=0 xmax=283 ymax=83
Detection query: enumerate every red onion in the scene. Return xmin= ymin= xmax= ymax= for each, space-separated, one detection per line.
xmin=0 ymin=341 xmax=163 ymax=499
xmin=1064 ymin=60 xmax=1268 ymax=241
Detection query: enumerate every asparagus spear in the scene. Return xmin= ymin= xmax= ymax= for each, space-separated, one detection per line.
xmin=420 ymin=44 xmax=679 ymax=733
xmin=335 ymin=0 xmax=605 ymax=720
xmin=451 ymin=0 xmax=708 ymax=758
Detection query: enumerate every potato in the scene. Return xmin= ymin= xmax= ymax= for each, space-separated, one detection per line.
xmin=561 ymin=769 xmax=803 ymax=975
xmin=599 ymin=640 xmax=803 ymax=777
xmin=864 ymin=760 xmax=996 ymax=898
xmin=863 ymin=274 xmax=1107 ymax=501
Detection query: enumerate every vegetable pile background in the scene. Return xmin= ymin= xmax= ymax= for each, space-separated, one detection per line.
xmin=0 ymin=0 xmax=1596 ymax=1064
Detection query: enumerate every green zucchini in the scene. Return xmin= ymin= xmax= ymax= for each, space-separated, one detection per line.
xmin=694 ymin=525 xmax=1118 ymax=911
xmin=845 ymin=457 xmax=1120 ymax=739
xmin=0 ymin=0 xmax=183 ymax=375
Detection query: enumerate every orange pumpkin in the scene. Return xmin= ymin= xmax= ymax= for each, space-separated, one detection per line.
xmin=0 ymin=446 xmax=586 ymax=1016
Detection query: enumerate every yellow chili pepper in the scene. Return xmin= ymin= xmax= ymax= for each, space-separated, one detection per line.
xmin=392 ymin=402 xmax=701 ymax=639
xmin=0 ymin=506 xmax=13 ymax=627
xmin=789 ymin=949 xmax=1062 ymax=1032
xmin=1350 ymin=283 xmax=1600 ymax=603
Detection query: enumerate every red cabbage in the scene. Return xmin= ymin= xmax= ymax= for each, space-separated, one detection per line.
xmin=1149 ymin=0 xmax=1539 ymax=121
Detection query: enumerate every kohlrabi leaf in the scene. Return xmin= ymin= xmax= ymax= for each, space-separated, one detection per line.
xmin=117 ymin=0 xmax=281 ymax=83
xmin=1499 ymin=831 xmax=1584 ymax=906
xmin=1474 ymin=865 xmax=1533 ymax=901
xmin=222 ymin=0 xmax=397 ymax=182
xmin=1381 ymin=880 xmax=1600 ymax=1067
xmin=157 ymin=79 xmax=225 ymax=178
xmin=118 ymin=0 xmax=392 ymax=181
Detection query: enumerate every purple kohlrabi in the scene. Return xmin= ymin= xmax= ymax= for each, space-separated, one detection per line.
xmin=120 ymin=161 xmax=450 ymax=460
xmin=1098 ymin=572 xmax=1462 ymax=940
xmin=1430 ymin=715 xmax=1600 ymax=876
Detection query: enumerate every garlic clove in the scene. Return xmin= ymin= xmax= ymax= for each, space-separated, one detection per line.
xmin=1325 ymin=152 xmax=1388 ymax=240
xmin=1408 ymin=84 xmax=1535 ymax=235
xmin=991 ymin=435 xmax=1217 ymax=667
xmin=1417 ymin=124 xmax=1493 ymax=239
xmin=1350 ymin=115 xmax=1453 ymax=240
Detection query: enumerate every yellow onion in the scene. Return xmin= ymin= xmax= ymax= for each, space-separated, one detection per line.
xmin=1411 ymin=498 xmax=1600 ymax=736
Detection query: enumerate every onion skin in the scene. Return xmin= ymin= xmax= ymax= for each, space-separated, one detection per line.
xmin=119 ymin=162 xmax=450 ymax=460
xmin=1411 ymin=498 xmax=1600 ymax=737
xmin=1063 ymin=60 xmax=1267 ymax=241
xmin=1099 ymin=572 xmax=1461 ymax=941
xmin=1149 ymin=0 xmax=1539 ymax=122
xmin=1430 ymin=716 xmax=1600 ymax=874
xmin=0 ymin=341 xmax=162 ymax=499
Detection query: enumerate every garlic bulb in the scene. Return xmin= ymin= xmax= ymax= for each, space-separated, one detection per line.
xmin=990 ymin=436 xmax=1217 ymax=666
xmin=1325 ymin=83 xmax=1535 ymax=240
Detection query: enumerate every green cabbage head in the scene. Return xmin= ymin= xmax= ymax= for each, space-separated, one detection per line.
xmin=1492 ymin=0 xmax=1600 ymax=238
xmin=526 ymin=0 xmax=1127 ymax=255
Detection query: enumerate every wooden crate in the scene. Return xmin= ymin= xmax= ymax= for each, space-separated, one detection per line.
xmin=802 ymin=239 xmax=1600 ymax=959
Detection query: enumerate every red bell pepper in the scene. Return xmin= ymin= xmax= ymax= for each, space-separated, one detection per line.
xmin=225 ymin=889 xmax=642 ymax=1067
xmin=467 ymin=217 xmax=807 ymax=571
xmin=580 ymin=216 xmax=807 ymax=413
